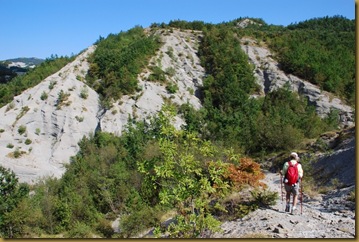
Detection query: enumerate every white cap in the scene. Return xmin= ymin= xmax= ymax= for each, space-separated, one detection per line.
xmin=290 ymin=152 xmax=299 ymax=160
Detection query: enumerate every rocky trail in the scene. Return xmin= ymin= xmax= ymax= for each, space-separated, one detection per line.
xmin=212 ymin=171 xmax=355 ymax=238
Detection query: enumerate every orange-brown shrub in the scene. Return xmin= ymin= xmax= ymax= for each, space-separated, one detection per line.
xmin=227 ymin=157 xmax=266 ymax=189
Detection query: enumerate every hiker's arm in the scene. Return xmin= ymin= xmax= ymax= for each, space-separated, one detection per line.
xmin=298 ymin=164 xmax=304 ymax=178
xmin=281 ymin=162 xmax=288 ymax=176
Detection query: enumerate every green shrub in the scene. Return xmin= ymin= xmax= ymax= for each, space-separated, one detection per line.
xmin=165 ymin=67 xmax=176 ymax=77
xmin=119 ymin=206 xmax=160 ymax=238
xmin=6 ymin=102 xmax=15 ymax=112
xmin=166 ymin=83 xmax=178 ymax=94
xmin=347 ymin=191 xmax=355 ymax=202
xmin=80 ymin=86 xmax=89 ymax=99
xmin=6 ymin=143 xmax=14 ymax=149
xmin=16 ymin=106 xmax=30 ymax=121
xmin=56 ymin=90 xmax=71 ymax=109
xmin=148 ymin=66 xmax=166 ymax=83
xmin=40 ymin=91 xmax=48 ymax=100
xmin=66 ymin=221 xmax=94 ymax=238
xmin=49 ymin=80 xmax=57 ymax=90
xmin=25 ymin=139 xmax=32 ymax=145
xmin=250 ymin=189 xmax=278 ymax=208
xmin=75 ymin=116 xmax=84 ymax=122
xmin=95 ymin=218 xmax=114 ymax=238
xmin=13 ymin=148 xmax=22 ymax=158
xmin=18 ymin=125 xmax=26 ymax=135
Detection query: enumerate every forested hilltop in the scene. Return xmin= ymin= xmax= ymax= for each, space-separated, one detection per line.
xmin=0 ymin=16 xmax=355 ymax=238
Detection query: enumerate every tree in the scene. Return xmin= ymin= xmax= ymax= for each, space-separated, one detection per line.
xmin=137 ymin=105 xmax=233 ymax=238
xmin=0 ymin=166 xmax=29 ymax=238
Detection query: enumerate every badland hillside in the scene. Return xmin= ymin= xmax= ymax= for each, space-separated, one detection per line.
xmin=0 ymin=16 xmax=355 ymax=238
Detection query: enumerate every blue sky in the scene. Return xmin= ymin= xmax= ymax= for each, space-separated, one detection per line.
xmin=0 ymin=0 xmax=355 ymax=60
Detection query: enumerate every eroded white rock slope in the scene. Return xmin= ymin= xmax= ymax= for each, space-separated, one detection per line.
xmin=0 ymin=46 xmax=99 ymax=183
xmin=0 ymin=29 xmax=205 ymax=183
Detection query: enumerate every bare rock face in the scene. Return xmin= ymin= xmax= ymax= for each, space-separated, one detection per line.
xmin=240 ymin=38 xmax=354 ymax=128
xmin=100 ymin=29 xmax=204 ymax=134
xmin=0 ymin=29 xmax=205 ymax=183
xmin=312 ymin=127 xmax=355 ymax=187
xmin=0 ymin=46 xmax=99 ymax=183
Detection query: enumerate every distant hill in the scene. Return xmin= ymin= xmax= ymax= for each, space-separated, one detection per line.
xmin=1 ymin=57 xmax=45 ymax=66
xmin=0 ymin=57 xmax=45 ymax=83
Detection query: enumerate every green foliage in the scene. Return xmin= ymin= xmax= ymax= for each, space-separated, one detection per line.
xmin=250 ymin=189 xmax=278 ymax=208
xmin=56 ymin=90 xmax=71 ymax=109
xmin=75 ymin=116 xmax=84 ymax=122
xmin=250 ymin=88 xmax=332 ymax=153
xmin=165 ymin=67 xmax=176 ymax=77
xmin=148 ymin=66 xmax=167 ymax=83
xmin=138 ymin=105 xmax=239 ymax=238
xmin=17 ymin=125 xmax=26 ymax=135
xmin=287 ymin=15 xmax=355 ymax=32
xmin=66 ymin=221 xmax=94 ymax=238
xmin=197 ymin=26 xmax=260 ymax=148
xmin=16 ymin=106 xmax=30 ymax=121
xmin=347 ymin=191 xmax=355 ymax=202
xmin=40 ymin=91 xmax=48 ymax=100
xmin=0 ymin=166 xmax=29 ymax=238
xmin=87 ymin=26 xmax=162 ymax=104
xmin=80 ymin=86 xmax=89 ymax=99
xmin=48 ymin=80 xmax=57 ymax=90
xmin=24 ymin=139 xmax=32 ymax=145
xmin=268 ymin=16 xmax=354 ymax=105
xmin=166 ymin=83 xmax=178 ymax=94
xmin=119 ymin=205 xmax=160 ymax=238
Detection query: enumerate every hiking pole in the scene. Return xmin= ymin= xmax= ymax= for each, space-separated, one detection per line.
xmin=300 ymin=177 xmax=303 ymax=215
xmin=280 ymin=172 xmax=284 ymax=210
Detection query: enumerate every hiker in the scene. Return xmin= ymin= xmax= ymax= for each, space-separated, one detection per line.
xmin=281 ymin=152 xmax=303 ymax=214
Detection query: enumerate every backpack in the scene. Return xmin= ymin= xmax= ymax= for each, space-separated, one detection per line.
xmin=285 ymin=162 xmax=299 ymax=186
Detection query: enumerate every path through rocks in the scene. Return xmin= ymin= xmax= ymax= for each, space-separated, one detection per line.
xmin=212 ymin=171 xmax=355 ymax=238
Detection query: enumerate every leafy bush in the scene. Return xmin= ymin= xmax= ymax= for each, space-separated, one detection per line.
xmin=40 ymin=91 xmax=48 ymax=100
xmin=166 ymin=83 xmax=178 ymax=94
xmin=250 ymin=189 xmax=278 ymax=208
xmin=24 ymin=139 xmax=32 ymax=145
xmin=80 ymin=86 xmax=89 ymax=99
xmin=119 ymin=206 xmax=160 ymax=238
xmin=56 ymin=90 xmax=71 ymax=109
xmin=18 ymin=125 xmax=26 ymax=135
xmin=66 ymin=222 xmax=94 ymax=238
